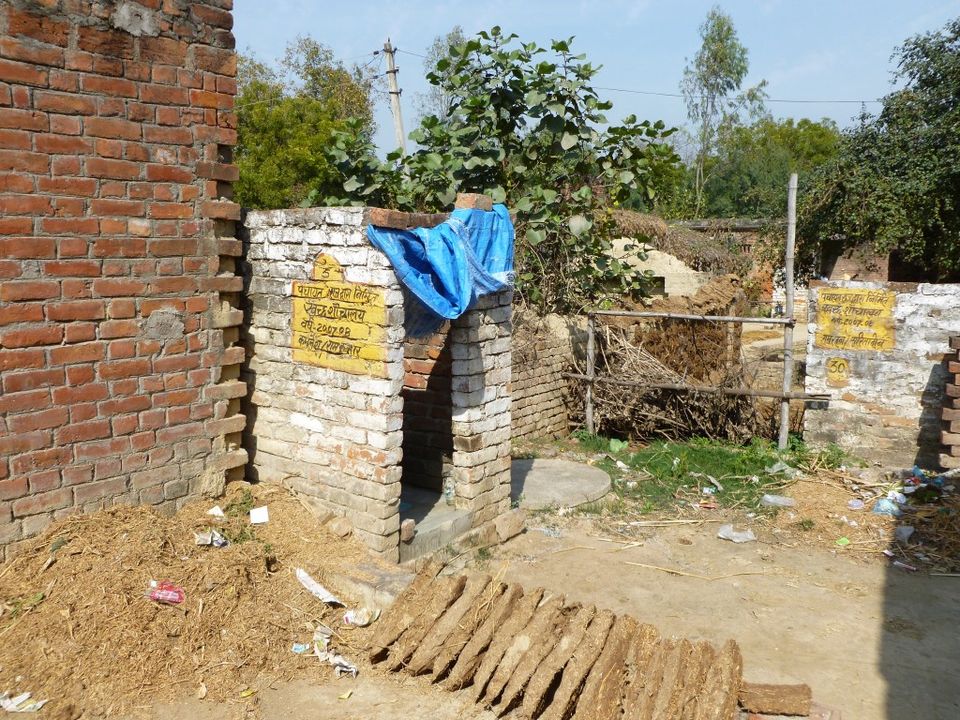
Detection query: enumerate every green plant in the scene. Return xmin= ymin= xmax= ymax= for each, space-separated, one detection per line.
xmin=681 ymin=5 xmax=767 ymax=215
xmin=225 ymin=488 xmax=255 ymax=518
xmin=797 ymin=18 xmax=960 ymax=280
xmin=571 ymin=429 xmax=612 ymax=454
xmin=324 ymin=27 xmax=680 ymax=313
xmin=235 ymin=38 xmax=378 ymax=210
xmin=608 ymin=438 xmax=629 ymax=453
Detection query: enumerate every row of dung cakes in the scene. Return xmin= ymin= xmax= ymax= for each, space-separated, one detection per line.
xmin=943 ymin=335 xmax=960 ymax=469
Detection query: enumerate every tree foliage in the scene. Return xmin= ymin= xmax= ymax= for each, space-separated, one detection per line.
xmin=414 ymin=25 xmax=467 ymax=121
xmin=234 ymin=37 xmax=377 ymax=209
xmin=321 ymin=27 xmax=680 ymax=312
xmin=704 ymin=117 xmax=840 ymax=218
xmin=681 ymin=6 xmax=766 ymax=215
xmin=799 ymin=18 xmax=960 ymax=279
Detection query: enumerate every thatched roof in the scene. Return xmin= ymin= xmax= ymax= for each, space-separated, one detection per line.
xmin=657 ymin=225 xmax=750 ymax=275
xmin=612 ymin=210 xmax=668 ymax=241
xmin=613 ymin=210 xmax=749 ymax=276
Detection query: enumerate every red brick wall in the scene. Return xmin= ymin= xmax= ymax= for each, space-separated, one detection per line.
xmin=0 ymin=0 xmax=245 ymax=559
xmin=402 ymin=327 xmax=452 ymax=493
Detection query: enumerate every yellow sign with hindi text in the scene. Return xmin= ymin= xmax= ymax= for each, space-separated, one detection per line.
xmin=291 ymin=254 xmax=388 ymax=376
xmin=814 ymin=288 xmax=895 ymax=352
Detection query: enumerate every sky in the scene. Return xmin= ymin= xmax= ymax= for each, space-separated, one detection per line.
xmin=233 ymin=0 xmax=960 ymax=154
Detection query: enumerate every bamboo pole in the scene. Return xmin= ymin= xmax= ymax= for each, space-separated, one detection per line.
xmin=563 ymin=373 xmax=828 ymax=401
xmin=585 ymin=314 xmax=596 ymax=434
xmin=778 ymin=173 xmax=798 ymax=450
xmin=589 ymin=310 xmax=793 ymax=325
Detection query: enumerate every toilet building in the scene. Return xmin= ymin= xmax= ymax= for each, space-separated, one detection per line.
xmin=241 ymin=204 xmax=513 ymax=562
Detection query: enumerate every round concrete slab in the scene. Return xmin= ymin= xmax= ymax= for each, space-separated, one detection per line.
xmin=511 ymin=458 xmax=611 ymax=510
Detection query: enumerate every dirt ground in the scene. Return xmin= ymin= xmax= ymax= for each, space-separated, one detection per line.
xmin=4 ymin=469 xmax=957 ymax=719
xmin=135 ymin=676 xmax=495 ymax=720
xmin=457 ymin=514 xmax=960 ymax=720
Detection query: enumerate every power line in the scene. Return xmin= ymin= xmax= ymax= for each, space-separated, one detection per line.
xmin=595 ymin=86 xmax=882 ymax=105
xmin=395 ymin=48 xmax=427 ymax=59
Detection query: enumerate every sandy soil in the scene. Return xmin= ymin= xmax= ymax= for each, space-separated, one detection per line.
xmin=135 ymin=676 xmax=495 ymax=720
xmin=459 ymin=517 xmax=960 ymax=720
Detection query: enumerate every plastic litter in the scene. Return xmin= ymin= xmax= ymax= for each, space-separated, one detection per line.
xmin=717 ymin=524 xmax=756 ymax=543
xmin=765 ymin=460 xmax=800 ymax=479
xmin=442 ymin=476 xmax=455 ymax=506
xmin=760 ymin=493 xmax=796 ymax=508
xmin=702 ymin=487 xmax=715 ymax=496
xmin=836 ymin=537 xmax=850 ymax=547
xmin=895 ymin=525 xmax=915 ymax=544
xmin=206 ymin=505 xmax=225 ymax=518
xmin=847 ymin=499 xmax=865 ymax=511
xmin=0 ymin=692 xmax=47 ymax=712
xmin=145 ymin=580 xmax=185 ymax=605
xmin=533 ymin=526 xmax=562 ymax=538
xmin=343 ymin=607 xmax=381 ymax=627
xmin=338 ymin=690 xmax=353 ymax=700
xmin=194 ymin=529 xmax=229 ymax=548
xmin=249 ymin=506 xmax=269 ymax=524
xmin=295 ymin=568 xmax=343 ymax=606
xmin=887 ymin=490 xmax=908 ymax=505
xmin=291 ymin=642 xmax=312 ymax=654
xmin=872 ymin=498 xmax=903 ymax=517
xmin=893 ymin=560 xmax=917 ymax=572
xmin=313 ymin=627 xmax=357 ymax=678
xmin=615 ymin=460 xmax=630 ymax=471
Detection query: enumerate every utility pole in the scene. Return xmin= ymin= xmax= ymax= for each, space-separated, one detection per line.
xmin=383 ymin=39 xmax=406 ymax=155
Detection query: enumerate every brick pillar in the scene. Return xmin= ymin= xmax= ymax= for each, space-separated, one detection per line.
xmin=450 ymin=290 xmax=513 ymax=526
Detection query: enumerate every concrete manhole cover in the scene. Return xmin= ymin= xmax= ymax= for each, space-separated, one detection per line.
xmin=510 ymin=458 xmax=611 ymax=510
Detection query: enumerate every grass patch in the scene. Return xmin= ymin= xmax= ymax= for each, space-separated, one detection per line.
xmin=571 ymin=431 xmax=860 ymax=514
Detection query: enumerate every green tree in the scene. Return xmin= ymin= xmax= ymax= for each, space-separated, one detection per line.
xmin=322 ymin=27 xmax=680 ymax=312
xmin=234 ymin=37 xmax=377 ymax=209
xmin=415 ymin=25 xmax=467 ymax=120
xmin=799 ymin=17 xmax=960 ymax=279
xmin=681 ymin=6 xmax=767 ymax=215
xmin=705 ymin=117 xmax=840 ymax=217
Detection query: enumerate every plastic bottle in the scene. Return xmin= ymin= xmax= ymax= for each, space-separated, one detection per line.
xmin=760 ymin=493 xmax=796 ymax=508
xmin=443 ymin=476 xmax=455 ymax=506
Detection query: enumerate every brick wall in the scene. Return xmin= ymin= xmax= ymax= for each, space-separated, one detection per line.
xmin=402 ymin=326 xmax=452 ymax=493
xmin=805 ymin=282 xmax=960 ymax=468
xmin=941 ymin=336 xmax=960 ymax=470
xmin=511 ymin=309 xmax=582 ymax=442
xmin=0 ymin=0 xmax=246 ymax=558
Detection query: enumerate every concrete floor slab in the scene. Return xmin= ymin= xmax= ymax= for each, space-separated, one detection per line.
xmin=511 ymin=458 xmax=611 ymax=510
xmin=399 ymin=484 xmax=473 ymax=562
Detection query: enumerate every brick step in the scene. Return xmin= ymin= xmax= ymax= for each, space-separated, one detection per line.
xmin=947 ymin=384 xmax=960 ymax=398
xmin=211 ymin=306 xmax=243 ymax=328
xmin=205 ymin=379 xmax=247 ymax=401
xmin=951 ymin=336 xmax=960 ymax=350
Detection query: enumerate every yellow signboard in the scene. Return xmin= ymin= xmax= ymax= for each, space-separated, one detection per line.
xmin=291 ymin=254 xmax=388 ymax=376
xmin=814 ymin=288 xmax=895 ymax=352
xmin=825 ymin=356 xmax=850 ymax=387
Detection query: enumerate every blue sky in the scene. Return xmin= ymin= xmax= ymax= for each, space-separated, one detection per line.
xmin=234 ymin=0 xmax=960 ymax=154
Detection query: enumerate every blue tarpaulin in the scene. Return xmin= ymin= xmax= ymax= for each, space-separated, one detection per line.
xmin=366 ymin=204 xmax=515 ymax=337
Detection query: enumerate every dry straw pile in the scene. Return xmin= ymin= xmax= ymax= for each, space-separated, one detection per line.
xmin=0 ymin=484 xmax=384 ymax=718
